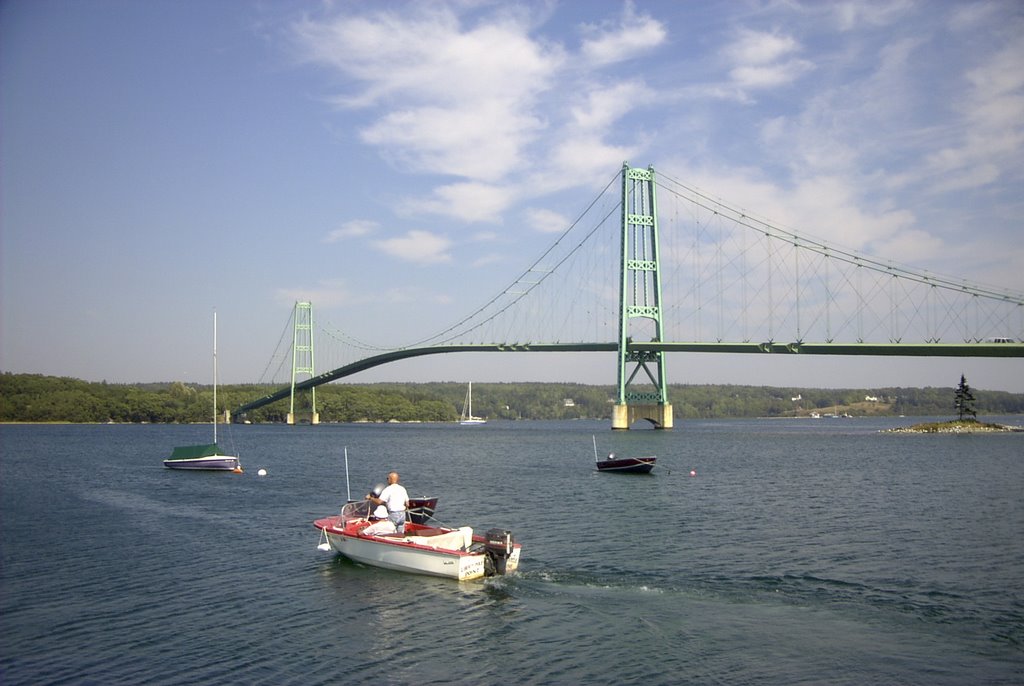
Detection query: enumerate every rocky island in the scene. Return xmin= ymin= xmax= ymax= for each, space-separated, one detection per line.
xmin=884 ymin=419 xmax=1023 ymax=434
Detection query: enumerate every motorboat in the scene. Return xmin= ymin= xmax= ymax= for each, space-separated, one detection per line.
xmin=596 ymin=453 xmax=657 ymax=474
xmin=592 ymin=435 xmax=656 ymax=474
xmin=314 ymin=500 xmax=520 ymax=581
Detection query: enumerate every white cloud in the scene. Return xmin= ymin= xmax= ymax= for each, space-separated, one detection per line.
xmin=660 ymin=162 xmax=918 ymax=257
xmin=404 ymin=182 xmax=516 ymax=224
xmin=290 ymin=1 xmax=1022 ymax=296
xmin=290 ymin=2 xmax=663 ymax=225
xmin=928 ymin=161 xmax=1001 ymax=194
xmin=525 ymin=207 xmax=569 ymax=234
xmin=924 ymin=35 xmax=1024 ymax=191
xmin=723 ymin=29 xmax=814 ymax=93
xmin=871 ymin=228 xmax=947 ymax=266
xmin=360 ymin=101 xmax=541 ymax=181
xmin=292 ymin=6 xmax=561 ymax=183
xmin=324 ymin=219 xmax=376 ymax=243
xmin=786 ymin=176 xmax=918 ymax=252
xmin=947 ymin=2 xmax=1000 ymax=32
xmin=729 ymin=62 xmax=812 ymax=91
xmin=833 ymin=0 xmax=914 ymax=31
xmin=580 ymin=6 xmax=667 ymax=66
xmin=570 ymin=80 xmax=651 ymax=131
xmin=372 ymin=229 xmax=452 ymax=264
xmin=550 ymin=135 xmax=636 ymax=183
xmin=725 ymin=29 xmax=798 ymax=66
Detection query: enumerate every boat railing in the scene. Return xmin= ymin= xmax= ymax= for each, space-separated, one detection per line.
xmin=340 ymin=499 xmax=372 ymax=524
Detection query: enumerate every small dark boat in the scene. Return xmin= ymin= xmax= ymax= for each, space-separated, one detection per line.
xmin=408 ymin=497 xmax=439 ymax=524
xmin=596 ymin=453 xmax=657 ymax=474
xmin=592 ymin=436 xmax=656 ymax=474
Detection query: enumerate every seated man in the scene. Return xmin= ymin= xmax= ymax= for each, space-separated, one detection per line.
xmin=361 ymin=504 xmax=397 ymax=536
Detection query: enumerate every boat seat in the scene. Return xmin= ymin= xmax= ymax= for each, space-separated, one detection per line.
xmin=404 ymin=527 xmax=473 ymax=551
xmin=410 ymin=527 xmax=447 ymax=537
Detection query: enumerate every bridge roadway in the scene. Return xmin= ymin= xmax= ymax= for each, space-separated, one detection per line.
xmin=232 ymin=341 xmax=1023 ymax=416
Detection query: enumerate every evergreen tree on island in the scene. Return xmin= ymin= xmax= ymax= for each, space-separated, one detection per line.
xmin=954 ymin=373 xmax=977 ymax=421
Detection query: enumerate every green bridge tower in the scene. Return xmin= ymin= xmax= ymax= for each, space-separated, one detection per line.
xmin=613 ymin=164 xmax=673 ymax=429
xmin=288 ymin=301 xmax=319 ymax=425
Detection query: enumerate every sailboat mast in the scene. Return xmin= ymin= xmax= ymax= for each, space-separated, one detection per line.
xmin=213 ymin=310 xmax=218 ymax=444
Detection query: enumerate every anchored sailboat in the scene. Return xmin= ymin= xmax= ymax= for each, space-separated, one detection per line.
xmin=163 ymin=312 xmax=242 ymax=472
xmin=459 ymin=382 xmax=486 ymax=425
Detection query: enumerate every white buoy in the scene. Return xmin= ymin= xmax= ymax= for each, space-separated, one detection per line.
xmin=257 ymin=468 xmax=268 ymax=477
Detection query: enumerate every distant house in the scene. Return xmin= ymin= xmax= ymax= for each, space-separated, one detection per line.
xmin=563 ymin=399 xmax=575 ymax=407
xmin=865 ymin=395 xmax=879 ymax=402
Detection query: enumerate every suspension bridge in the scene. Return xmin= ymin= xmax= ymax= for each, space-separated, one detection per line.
xmin=233 ymin=163 xmax=1024 ymax=428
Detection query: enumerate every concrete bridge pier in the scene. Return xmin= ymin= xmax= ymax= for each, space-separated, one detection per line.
xmin=287 ymin=411 xmax=320 ymax=425
xmin=611 ymin=403 xmax=674 ymax=430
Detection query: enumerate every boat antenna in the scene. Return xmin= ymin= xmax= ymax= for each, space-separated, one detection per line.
xmin=592 ymin=435 xmax=598 ymax=461
xmin=344 ymin=447 xmax=351 ymax=502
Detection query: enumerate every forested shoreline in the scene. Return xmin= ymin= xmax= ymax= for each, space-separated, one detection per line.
xmin=3 ymin=372 xmax=1023 ymax=424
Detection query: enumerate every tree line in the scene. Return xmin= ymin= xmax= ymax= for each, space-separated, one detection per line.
xmin=1 ymin=372 xmax=1022 ymax=424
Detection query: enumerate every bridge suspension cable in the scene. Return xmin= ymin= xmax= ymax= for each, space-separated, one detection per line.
xmin=655 ymin=172 xmax=1023 ymax=303
xmin=399 ymin=168 xmax=623 ymax=349
xmin=654 ymin=171 xmax=1024 ymax=345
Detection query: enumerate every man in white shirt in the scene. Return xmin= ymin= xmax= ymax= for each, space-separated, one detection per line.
xmin=368 ymin=471 xmax=410 ymax=533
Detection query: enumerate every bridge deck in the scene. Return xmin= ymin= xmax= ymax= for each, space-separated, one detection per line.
xmin=233 ymin=341 xmax=1023 ymax=415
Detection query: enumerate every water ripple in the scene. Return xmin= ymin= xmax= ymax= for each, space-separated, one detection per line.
xmin=2 ymin=422 xmax=1023 ymax=685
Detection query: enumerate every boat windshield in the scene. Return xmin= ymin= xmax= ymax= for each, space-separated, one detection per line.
xmin=340 ymin=499 xmax=372 ymax=524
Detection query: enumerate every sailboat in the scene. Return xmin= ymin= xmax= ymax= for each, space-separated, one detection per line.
xmin=164 ymin=312 xmax=243 ymax=472
xmin=459 ymin=382 xmax=486 ymax=425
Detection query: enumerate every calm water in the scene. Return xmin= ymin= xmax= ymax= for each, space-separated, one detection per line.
xmin=1 ymin=418 xmax=1022 ymax=685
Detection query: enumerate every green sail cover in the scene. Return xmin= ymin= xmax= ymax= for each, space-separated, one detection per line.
xmin=168 ymin=443 xmax=221 ymax=460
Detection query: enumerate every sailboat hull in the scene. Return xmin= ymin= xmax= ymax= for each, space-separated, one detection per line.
xmin=164 ymin=455 xmax=241 ymax=471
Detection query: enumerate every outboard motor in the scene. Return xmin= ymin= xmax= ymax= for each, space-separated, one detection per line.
xmin=484 ymin=528 xmax=515 ymax=576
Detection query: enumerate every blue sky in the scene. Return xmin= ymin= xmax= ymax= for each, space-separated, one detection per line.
xmin=2 ymin=0 xmax=1022 ymax=392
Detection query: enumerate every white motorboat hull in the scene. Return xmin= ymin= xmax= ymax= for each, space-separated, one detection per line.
xmin=315 ymin=517 xmax=521 ymax=581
